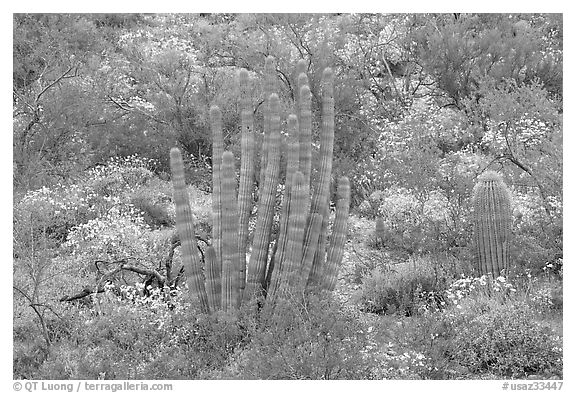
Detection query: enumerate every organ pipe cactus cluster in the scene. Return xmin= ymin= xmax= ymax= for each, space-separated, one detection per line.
xmin=169 ymin=57 xmax=350 ymax=313
xmin=472 ymin=171 xmax=513 ymax=278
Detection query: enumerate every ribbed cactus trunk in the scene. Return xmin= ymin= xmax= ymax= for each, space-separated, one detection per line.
xmin=220 ymin=151 xmax=240 ymax=311
xmin=472 ymin=171 xmax=513 ymax=278
xmin=169 ymin=148 xmax=210 ymax=313
xmin=266 ymin=114 xmax=300 ymax=294
xmin=259 ymin=56 xmax=276 ymax=189
xmin=297 ymin=68 xmax=312 ymax=193
xmin=237 ymin=69 xmax=255 ymax=306
xmin=298 ymin=81 xmax=312 ymax=214
xmin=268 ymin=171 xmax=307 ymax=298
xmin=296 ymin=213 xmax=323 ymax=292
xmin=204 ymin=245 xmax=220 ymax=310
xmin=323 ymin=177 xmax=351 ymax=291
xmin=307 ymin=68 xmax=335 ymax=288
xmin=243 ymin=93 xmax=281 ymax=302
xmin=209 ymin=106 xmax=224 ymax=311
xmin=281 ymin=172 xmax=308 ymax=289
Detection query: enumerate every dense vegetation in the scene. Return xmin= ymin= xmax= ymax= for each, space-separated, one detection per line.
xmin=13 ymin=13 xmax=562 ymax=380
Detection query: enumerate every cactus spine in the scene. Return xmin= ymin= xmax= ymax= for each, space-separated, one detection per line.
xmin=169 ymin=58 xmax=349 ymax=314
xmin=472 ymin=171 xmax=512 ymax=277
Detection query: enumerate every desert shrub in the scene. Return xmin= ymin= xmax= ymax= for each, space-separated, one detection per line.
xmin=12 ymin=332 xmax=48 ymax=379
xmin=215 ymin=293 xmax=374 ymax=379
xmin=356 ymin=256 xmax=460 ymax=316
xmin=129 ymin=178 xmax=175 ymax=228
xmin=14 ymin=183 xmax=99 ymax=246
xmin=393 ymin=274 xmax=564 ymax=379
xmin=84 ymin=155 xmax=156 ymax=196
xmin=182 ymin=153 xmax=213 ymax=193
xmin=506 ymin=268 xmax=563 ymax=317
xmin=510 ymin=190 xmax=563 ymax=273
xmin=362 ymin=186 xmax=474 ymax=261
xmin=31 ymin=285 xmax=252 ymax=379
xmin=26 ymin=286 xmax=374 ymax=380
xmin=366 ymin=274 xmax=563 ymax=380
xmin=357 ymin=267 xmax=402 ymax=314
xmin=353 ymin=100 xmax=481 ymax=259
xmin=63 ymin=205 xmax=154 ymax=264
xmin=437 ymin=301 xmax=562 ymax=379
xmin=13 ymin=155 xmax=159 ymax=248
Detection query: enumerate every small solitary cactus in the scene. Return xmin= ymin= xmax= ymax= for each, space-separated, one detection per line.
xmin=472 ymin=171 xmax=513 ymax=277
xmin=374 ymin=216 xmax=385 ymax=246
xmin=169 ymin=57 xmax=350 ymax=313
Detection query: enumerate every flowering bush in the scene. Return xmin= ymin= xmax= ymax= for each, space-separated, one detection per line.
xmin=84 ymin=155 xmax=156 ymax=196
xmin=30 ymin=283 xmax=253 ymax=379
xmin=364 ymin=187 xmax=454 ymax=256
xmin=437 ymin=302 xmax=562 ymax=378
xmin=63 ymin=205 xmax=154 ymax=264
xmin=368 ymin=346 xmax=435 ymax=379
xmin=14 ymin=183 xmax=99 ymax=245
xmin=353 ymin=97 xmax=471 ymax=199
xmin=128 ymin=178 xmax=175 ymax=228
xmin=510 ymin=189 xmax=563 ymax=273
xmin=27 ymin=289 xmax=379 ymax=380
xmin=357 ymin=149 xmax=483 ymax=260
xmin=14 ymin=155 xmax=159 ymax=246
xmin=444 ymin=275 xmax=517 ymax=308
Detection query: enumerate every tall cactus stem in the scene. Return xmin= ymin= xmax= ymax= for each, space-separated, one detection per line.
xmin=269 ymin=114 xmax=300 ymax=286
xmin=239 ymin=68 xmax=251 ymax=113
xmin=307 ymin=68 xmax=335 ymax=288
xmin=244 ymin=93 xmax=281 ymax=303
xmin=220 ymin=151 xmax=240 ymax=311
xmin=269 ymin=170 xmax=306 ymax=297
xmin=237 ymin=69 xmax=255 ymax=305
xmin=294 ymin=59 xmax=307 ymax=107
xmin=298 ymin=81 xmax=312 ymax=194
xmin=169 ymin=148 xmax=210 ymax=313
xmin=204 ymin=245 xmax=221 ymax=311
xmin=281 ymin=171 xmax=307 ymax=290
xmin=210 ymin=106 xmax=224 ymax=283
xmin=323 ymin=177 xmax=351 ymax=291
xmin=375 ymin=216 xmax=385 ymax=246
xmin=259 ymin=56 xmax=276 ymax=189
xmin=297 ymin=213 xmax=323 ymax=292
